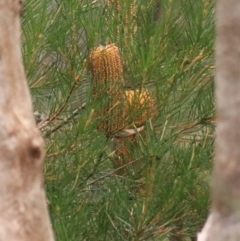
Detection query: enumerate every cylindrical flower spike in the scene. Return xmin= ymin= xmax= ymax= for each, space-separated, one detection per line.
xmin=124 ymin=89 xmax=155 ymax=127
xmin=88 ymin=44 xmax=124 ymax=85
xmin=88 ymin=44 xmax=126 ymax=136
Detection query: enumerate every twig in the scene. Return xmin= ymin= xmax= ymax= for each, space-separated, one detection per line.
xmin=43 ymin=102 xmax=86 ymax=138
xmin=85 ymin=157 xmax=143 ymax=187
xmin=38 ymin=62 xmax=87 ymax=130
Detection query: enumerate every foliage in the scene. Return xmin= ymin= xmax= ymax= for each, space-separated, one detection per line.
xmin=22 ymin=0 xmax=214 ymax=240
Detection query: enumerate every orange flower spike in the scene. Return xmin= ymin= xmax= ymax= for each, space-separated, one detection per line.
xmin=88 ymin=44 xmax=126 ymax=136
xmin=88 ymin=44 xmax=123 ymax=84
xmin=124 ymin=89 xmax=154 ymax=127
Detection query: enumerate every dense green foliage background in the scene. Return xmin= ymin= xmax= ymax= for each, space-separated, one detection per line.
xmin=22 ymin=0 xmax=214 ymax=240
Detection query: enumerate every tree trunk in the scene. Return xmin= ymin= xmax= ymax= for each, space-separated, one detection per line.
xmin=198 ymin=0 xmax=240 ymax=240
xmin=0 ymin=1 xmax=54 ymax=240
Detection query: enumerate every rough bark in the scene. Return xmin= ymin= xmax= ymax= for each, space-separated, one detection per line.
xmin=198 ymin=0 xmax=240 ymax=240
xmin=0 ymin=1 xmax=54 ymax=240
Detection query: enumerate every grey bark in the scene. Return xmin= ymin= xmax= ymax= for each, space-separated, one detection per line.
xmin=198 ymin=0 xmax=240 ymax=240
xmin=0 ymin=1 xmax=54 ymax=240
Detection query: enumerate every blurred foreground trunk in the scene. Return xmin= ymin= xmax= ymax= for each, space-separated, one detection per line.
xmin=0 ymin=1 xmax=54 ymax=240
xmin=198 ymin=0 xmax=240 ymax=240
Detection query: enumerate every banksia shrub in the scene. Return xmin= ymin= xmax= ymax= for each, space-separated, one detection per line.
xmin=88 ymin=43 xmax=155 ymax=180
